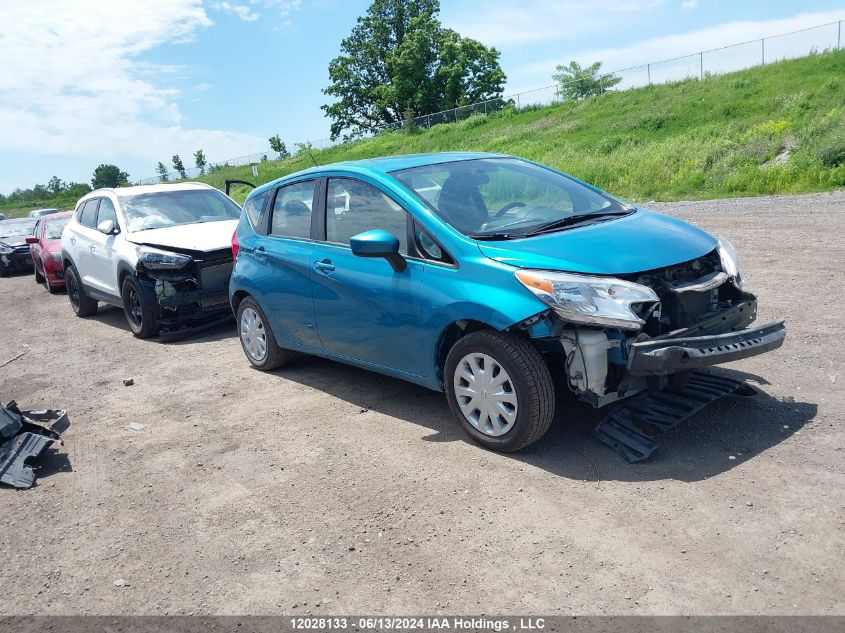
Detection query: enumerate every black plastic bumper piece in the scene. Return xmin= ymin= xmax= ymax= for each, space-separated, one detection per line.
xmin=627 ymin=320 xmax=786 ymax=376
xmin=0 ymin=402 xmax=70 ymax=489
xmin=595 ymin=371 xmax=756 ymax=463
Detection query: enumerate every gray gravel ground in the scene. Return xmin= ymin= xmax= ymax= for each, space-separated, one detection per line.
xmin=0 ymin=191 xmax=843 ymax=615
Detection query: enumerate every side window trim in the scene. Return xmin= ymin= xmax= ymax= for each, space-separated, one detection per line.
xmin=409 ymin=221 xmax=457 ymax=268
xmin=321 ymin=176 xmax=411 ymax=252
xmin=266 ymin=178 xmax=319 ymax=241
xmin=95 ymin=197 xmax=119 ymax=229
xmin=80 ymin=198 xmax=101 ymax=229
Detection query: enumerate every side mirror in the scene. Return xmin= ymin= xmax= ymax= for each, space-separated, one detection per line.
xmin=350 ymin=229 xmax=407 ymax=273
xmin=25 ymin=236 xmax=37 ymax=245
xmin=97 ymin=219 xmax=118 ymax=235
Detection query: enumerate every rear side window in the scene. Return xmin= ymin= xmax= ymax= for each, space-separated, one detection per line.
xmin=326 ymin=179 xmax=408 ymax=254
xmin=243 ymin=191 xmax=269 ymax=229
xmin=270 ymin=181 xmax=316 ymax=239
xmin=97 ymin=198 xmax=118 ymax=227
xmin=79 ymin=199 xmax=99 ymax=228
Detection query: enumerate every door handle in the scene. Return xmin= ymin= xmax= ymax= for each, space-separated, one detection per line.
xmin=254 ymin=245 xmax=268 ymax=262
xmin=313 ymin=259 xmax=335 ymax=273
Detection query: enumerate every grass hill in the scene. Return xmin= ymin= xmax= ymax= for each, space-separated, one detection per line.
xmin=3 ymin=49 xmax=844 ymax=216
xmin=204 ymin=49 xmax=845 ymax=205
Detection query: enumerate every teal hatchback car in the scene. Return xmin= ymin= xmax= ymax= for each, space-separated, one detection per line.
xmin=229 ymin=153 xmax=785 ymax=457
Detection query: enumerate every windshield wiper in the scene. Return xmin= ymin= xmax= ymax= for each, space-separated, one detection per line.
xmin=470 ymin=232 xmax=519 ymax=241
xmin=522 ymin=210 xmax=634 ymax=237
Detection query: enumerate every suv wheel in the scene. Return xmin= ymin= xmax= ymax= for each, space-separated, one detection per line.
xmin=237 ymin=297 xmax=292 ymax=371
xmin=444 ymin=330 xmax=555 ymax=452
xmin=121 ymin=276 xmax=159 ymax=339
xmin=65 ymin=265 xmax=98 ymax=317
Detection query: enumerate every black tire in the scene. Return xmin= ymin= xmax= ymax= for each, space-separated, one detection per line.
xmin=444 ymin=329 xmax=555 ymax=452
xmin=0 ymin=261 xmax=7 ymax=278
xmin=236 ymin=297 xmax=292 ymax=371
xmin=65 ymin=265 xmax=98 ymax=317
xmin=121 ymin=276 xmax=159 ymax=339
xmin=35 ymin=264 xmax=45 ymax=284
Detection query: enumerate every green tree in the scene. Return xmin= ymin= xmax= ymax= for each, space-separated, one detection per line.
xmin=269 ymin=134 xmax=289 ymax=159
xmin=172 ymin=155 xmax=187 ymax=179
xmin=47 ymin=176 xmax=66 ymax=195
xmin=194 ymin=149 xmax=207 ymax=175
xmin=322 ymin=0 xmax=505 ymax=140
xmin=156 ymin=162 xmax=170 ymax=182
xmin=552 ymin=60 xmax=620 ymax=101
xmin=91 ymin=164 xmax=130 ymax=189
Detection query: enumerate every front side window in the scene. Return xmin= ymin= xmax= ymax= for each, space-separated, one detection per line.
xmin=270 ymin=181 xmax=316 ymax=239
xmin=96 ymin=198 xmax=118 ymax=228
xmin=393 ymin=158 xmax=632 ymax=237
xmin=79 ymin=199 xmax=99 ymax=228
xmin=118 ymin=189 xmax=241 ymax=232
xmin=326 ymin=179 xmax=407 ymax=253
xmin=44 ymin=217 xmax=70 ymax=239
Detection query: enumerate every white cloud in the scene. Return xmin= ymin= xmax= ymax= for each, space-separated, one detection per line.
xmin=681 ymin=0 xmax=699 ymax=9
xmin=0 ymin=0 xmax=268 ymax=185
xmin=508 ymin=9 xmax=845 ymax=92
xmin=211 ymin=0 xmax=301 ymax=23
xmin=444 ymin=1 xmax=666 ymax=46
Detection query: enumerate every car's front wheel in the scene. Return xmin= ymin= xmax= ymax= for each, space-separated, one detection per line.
xmin=121 ymin=276 xmax=159 ymax=339
xmin=237 ymin=297 xmax=292 ymax=371
xmin=65 ymin=265 xmax=98 ymax=317
xmin=34 ymin=263 xmax=45 ymax=284
xmin=444 ymin=329 xmax=555 ymax=452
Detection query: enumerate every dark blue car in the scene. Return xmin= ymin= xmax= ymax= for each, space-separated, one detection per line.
xmin=229 ymin=153 xmax=785 ymax=455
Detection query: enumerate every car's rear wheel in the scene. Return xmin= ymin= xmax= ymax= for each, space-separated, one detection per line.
xmin=121 ymin=276 xmax=159 ymax=339
xmin=444 ymin=329 xmax=555 ymax=452
xmin=65 ymin=265 xmax=97 ymax=317
xmin=237 ymin=297 xmax=292 ymax=371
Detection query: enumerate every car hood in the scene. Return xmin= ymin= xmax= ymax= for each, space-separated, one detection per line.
xmin=126 ymin=220 xmax=238 ymax=253
xmin=44 ymin=238 xmax=62 ymax=252
xmin=0 ymin=238 xmax=28 ymax=248
xmin=476 ymin=208 xmax=718 ymax=275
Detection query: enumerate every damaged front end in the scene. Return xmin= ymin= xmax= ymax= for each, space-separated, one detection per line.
xmin=134 ymin=245 xmax=234 ymax=339
xmin=512 ymin=244 xmax=786 ymax=461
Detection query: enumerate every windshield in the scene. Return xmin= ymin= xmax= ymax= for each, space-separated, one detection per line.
xmin=44 ymin=217 xmax=70 ymax=239
xmin=119 ymin=189 xmax=241 ymax=232
xmin=0 ymin=219 xmax=37 ymax=238
xmin=393 ymin=158 xmax=632 ymax=237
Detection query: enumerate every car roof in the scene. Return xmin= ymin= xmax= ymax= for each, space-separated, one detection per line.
xmin=81 ymin=182 xmax=217 ymax=200
xmin=251 ymin=152 xmax=507 ymax=199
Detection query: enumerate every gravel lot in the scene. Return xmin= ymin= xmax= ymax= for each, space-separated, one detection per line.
xmin=1 ymin=191 xmax=843 ymax=616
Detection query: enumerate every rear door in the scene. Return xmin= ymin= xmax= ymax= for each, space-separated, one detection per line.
xmin=251 ymin=179 xmax=322 ymax=348
xmin=309 ymin=177 xmax=427 ymax=376
xmin=73 ymin=199 xmax=100 ymax=286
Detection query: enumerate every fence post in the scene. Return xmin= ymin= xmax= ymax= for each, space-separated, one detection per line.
xmin=647 ymin=64 xmax=651 ymax=85
xmin=761 ymin=38 xmax=765 ymax=65
xmin=699 ymin=52 xmax=704 ymax=80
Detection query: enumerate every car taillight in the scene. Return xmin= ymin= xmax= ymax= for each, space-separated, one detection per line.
xmin=231 ymin=230 xmax=239 ymax=260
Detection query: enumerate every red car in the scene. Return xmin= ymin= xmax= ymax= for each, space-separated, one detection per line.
xmin=26 ymin=211 xmax=72 ymax=293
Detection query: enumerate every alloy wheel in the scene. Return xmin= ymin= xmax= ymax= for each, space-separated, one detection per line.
xmin=453 ymin=352 xmax=518 ymax=437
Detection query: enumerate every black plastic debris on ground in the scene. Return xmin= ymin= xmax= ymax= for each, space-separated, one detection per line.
xmin=595 ymin=371 xmax=757 ymax=463
xmin=0 ymin=401 xmax=70 ymax=489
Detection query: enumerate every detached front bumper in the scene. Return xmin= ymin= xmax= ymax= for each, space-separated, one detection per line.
xmin=627 ymin=320 xmax=786 ymax=376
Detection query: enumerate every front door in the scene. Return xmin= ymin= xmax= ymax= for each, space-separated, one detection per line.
xmin=310 ymin=177 xmax=427 ymax=377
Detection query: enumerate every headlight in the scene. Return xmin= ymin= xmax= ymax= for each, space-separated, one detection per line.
xmin=717 ymin=237 xmax=745 ymax=289
xmin=51 ymin=252 xmax=62 ymax=261
xmin=0 ymin=244 xmax=12 ymax=255
xmin=515 ymin=270 xmax=659 ymax=330
xmin=135 ymin=246 xmax=192 ymax=270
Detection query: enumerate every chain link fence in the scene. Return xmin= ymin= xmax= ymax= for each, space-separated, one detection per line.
xmin=139 ymin=19 xmax=843 ymax=185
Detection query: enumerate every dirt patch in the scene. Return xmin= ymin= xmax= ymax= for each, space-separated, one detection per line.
xmin=1 ymin=191 xmax=843 ymax=615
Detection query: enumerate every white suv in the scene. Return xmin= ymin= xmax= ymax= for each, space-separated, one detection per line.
xmin=61 ymin=183 xmax=241 ymax=339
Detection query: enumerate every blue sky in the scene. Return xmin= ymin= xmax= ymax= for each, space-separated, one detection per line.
xmin=1 ymin=0 xmax=843 ymax=194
